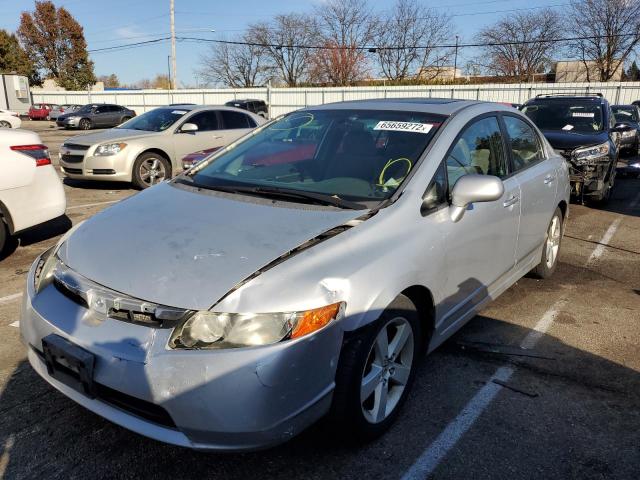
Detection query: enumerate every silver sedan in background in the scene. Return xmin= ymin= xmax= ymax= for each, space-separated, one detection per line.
xmin=20 ymin=99 xmax=569 ymax=451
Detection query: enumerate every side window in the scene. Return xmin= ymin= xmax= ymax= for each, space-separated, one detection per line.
xmin=187 ymin=111 xmax=219 ymax=132
xmin=446 ymin=116 xmax=507 ymax=190
xmin=503 ymin=116 xmax=544 ymax=172
xmin=221 ymin=110 xmax=251 ymax=129
xmin=94 ymin=106 xmax=106 ymax=114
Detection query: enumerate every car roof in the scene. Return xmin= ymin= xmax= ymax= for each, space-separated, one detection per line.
xmin=305 ymin=98 xmax=482 ymax=116
xmin=525 ymin=95 xmax=607 ymax=104
xmin=226 ymin=99 xmax=264 ymax=103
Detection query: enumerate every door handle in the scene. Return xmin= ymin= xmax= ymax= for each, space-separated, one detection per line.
xmin=544 ymin=174 xmax=555 ymax=184
xmin=503 ymin=195 xmax=519 ymax=207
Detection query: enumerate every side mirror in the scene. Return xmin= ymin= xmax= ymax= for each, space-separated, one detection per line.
xmin=180 ymin=123 xmax=198 ymax=133
xmin=450 ymin=174 xmax=504 ymax=222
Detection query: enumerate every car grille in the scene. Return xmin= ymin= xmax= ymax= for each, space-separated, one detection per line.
xmin=61 ymin=154 xmax=84 ymax=163
xmin=62 ymin=143 xmax=90 ymax=151
xmin=92 ymin=169 xmax=115 ymax=175
xmin=32 ymin=346 xmax=177 ymax=428
xmin=62 ymin=167 xmax=82 ymax=174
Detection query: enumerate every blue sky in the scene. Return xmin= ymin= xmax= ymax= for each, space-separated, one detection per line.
xmin=2 ymin=0 xmax=566 ymax=86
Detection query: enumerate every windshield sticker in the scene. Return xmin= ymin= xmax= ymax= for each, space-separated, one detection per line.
xmin=562 ymin=124 xmax=574 ymax=131
xmin=171 ymin=110 xmax=187 ymax=115
xmin=374 ymin=121 xmax=433 ymax=134
xmin=572 ymin=112 xmax=595 ymax=118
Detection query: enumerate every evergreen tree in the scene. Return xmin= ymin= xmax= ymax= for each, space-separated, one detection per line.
xmin=0 ymin=30 xmax=37 ymax=84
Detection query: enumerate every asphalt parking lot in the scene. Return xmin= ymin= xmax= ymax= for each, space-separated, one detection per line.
xmin=0 ymin=120 xmax=639 ymax=479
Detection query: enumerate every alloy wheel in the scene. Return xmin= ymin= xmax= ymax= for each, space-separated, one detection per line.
xmin=139 ymin=158 xmax=167 ymax=187
xmin=545 ymin=215 xmax=561 ymax=269
xmin=0 ymin=121 xmax=10 ymax=128
xmin=360 ymin=317 xmax=414 ymax=424
xmin=79 ymin=119 xmax=90 ymax=130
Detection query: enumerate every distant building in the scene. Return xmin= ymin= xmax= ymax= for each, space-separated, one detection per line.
xmin=30 ymin=78 xmax=105 ymax=91
xmin=554 ymin=60 xmax=623 ymax=82
xmin=416 ymin=66 xmax=463 ymax=81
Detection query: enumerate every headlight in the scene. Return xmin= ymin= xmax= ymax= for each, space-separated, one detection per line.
xmin=95 ymin=143 xmax=127 ymax=156
xmin=67 ymin=116 xmax=79 ymax=121
xmin=572 ymin=142 xmax=609 ymax=165
xmin=169 ymin=302 xmax=345 ymax=349
xmin=622 ymin=130 xmax=636 ymax=138
xmin=33 ymin=222 xmax=83 ymax=293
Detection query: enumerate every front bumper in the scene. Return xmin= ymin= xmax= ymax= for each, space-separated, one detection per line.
xmin=57 ymin=117 xmax=80 ymax=128
xmin=59 ymin=150 xmax=132 ymax=182
xmin=20 ymin=258 xmax=342 ymax=451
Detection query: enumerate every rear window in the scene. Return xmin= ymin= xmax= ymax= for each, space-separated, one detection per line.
xmin=522 ymin=101 xmax=605 ymax=133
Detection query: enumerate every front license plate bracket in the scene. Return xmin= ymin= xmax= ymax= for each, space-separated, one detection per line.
xmin=42 ymin=334 xmax=96 ymax=398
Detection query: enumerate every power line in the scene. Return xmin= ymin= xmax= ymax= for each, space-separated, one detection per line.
xmin=87 ymin=31 xmax=640 ymax=55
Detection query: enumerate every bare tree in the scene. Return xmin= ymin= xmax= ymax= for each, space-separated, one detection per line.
xmin=309 ymin=0 xmax=377 ymax=85
xmin=375 ymin=0 xmax=453 ymax=81
xmin=249 ymin=14 xmax=315 ymax=86
xmin=475 ymin=9 xmax=561 ymax=81
xmin=568 ymin=0 xmax=640 ymax=81
xmin=198 ymin=34 xmax=272 ymax=87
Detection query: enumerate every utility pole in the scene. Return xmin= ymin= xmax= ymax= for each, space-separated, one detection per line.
xmin=170 ymin=0 xmax=177 ymax=89
xmin=453 ymin=35 xmax=459 ymax=82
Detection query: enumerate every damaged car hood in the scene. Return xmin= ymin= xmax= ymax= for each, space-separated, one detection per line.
xmin=541 ymin=130 xmax=608 ymax=150
xmin=58 ymin=182 xmax=364 ymax=310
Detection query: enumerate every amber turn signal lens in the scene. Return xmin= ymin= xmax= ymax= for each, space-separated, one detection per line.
xmin=291 ymin=302 xmax=343 ymax=339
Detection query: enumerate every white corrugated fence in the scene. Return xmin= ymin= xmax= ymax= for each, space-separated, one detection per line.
xmin=32 ymin=81 xmax=640 ymax=118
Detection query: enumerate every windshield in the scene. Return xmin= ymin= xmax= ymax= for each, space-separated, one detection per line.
xmin=612 ymin=107 xmax=638 ymax=123
xmin=522 ymin=101 xmax=604 ymax=133
xmin=118 ymin=108 xmax=187 ymax=132
xmin=187 ymin=109 xmax=444 ymax=204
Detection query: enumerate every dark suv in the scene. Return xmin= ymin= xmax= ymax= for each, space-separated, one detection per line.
xmin=521 ymin=94 xmax=631 ymax=204
xmin=224 ymin=99 xmax=268 ymax=119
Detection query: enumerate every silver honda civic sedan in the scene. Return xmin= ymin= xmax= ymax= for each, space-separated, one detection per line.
xmin=20 ymin=99 xmax=569 ymax=451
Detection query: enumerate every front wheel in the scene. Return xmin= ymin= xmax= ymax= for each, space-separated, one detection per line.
xmin=530 ymin=207 xmax=563 ymax=279
xmin=79 ymin=118 xmax=91 ymax=130
xmin=132 ymin=152 xmax=171 ymax=189
xmin=0 ymin=121 xmax=11 ymax=128
xmin=329 ymin=294 xmax=420 ymax=441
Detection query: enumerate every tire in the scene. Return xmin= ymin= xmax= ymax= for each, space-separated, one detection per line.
xmin=132 ymin=152 xmax=171 ymax=189
xmin=79 ymin=118 xmax=91 ymax=130
xmin=45 ymin=114 xmax=51 ymax=121
xmin=0 ymin=121 xmax=11 ymax=128
xmin=0 ymin=220 xmax=7 ymax=255
xmin=530 ymin=207 xmax=563 ymax=279
xmin=120 ymin=116 xmax=131 ymax=124
xmin=329 ymin=294 xmax=421 ymax=442
xmin=591 ymin=168 xmax=615 ymax=206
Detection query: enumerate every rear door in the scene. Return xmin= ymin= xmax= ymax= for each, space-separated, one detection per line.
xmin=172 ymin=110 xmax=226 ymax=160
xmin=219 ymin=110 xmax=256 ymax=144
xmin=501 ymin=114 xmax=556 ymax=264
xmin=438 ymin=115 xmax=521 ymax=332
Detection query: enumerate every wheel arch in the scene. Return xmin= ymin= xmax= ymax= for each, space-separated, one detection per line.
xmin=0 ymin=201 xmax=15 ymax=234
xmin=400 ymin=285 xmax=436 ymax=352
xmin=557 ymin=199 xmax=568 ymax=221
xmin=138 ymin=148 xmax=173 ymax=174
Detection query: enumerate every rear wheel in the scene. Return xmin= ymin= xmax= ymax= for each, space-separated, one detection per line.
xmin=79 ymin=118 xmax=91 ymax=130
xmin=132 ymin=152 xmax=171 ymax=189
xmin=329 ymin=294 xmax=420 ymax=442
xmin=0 ymin=121 xmax=10 ymax=128
xmin=531 ymin=207 xmax=563 ymax=279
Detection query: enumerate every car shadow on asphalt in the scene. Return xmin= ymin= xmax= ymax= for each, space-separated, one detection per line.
xmin=62 ymin=178 xmax=134 ymax=191
xmin=0 ymin=215 xmax=71 ymax=261
xmin=603 ymin=176 xmax=640 ymax=217
xmin=1 ymin=309 xmax=638 ymax=479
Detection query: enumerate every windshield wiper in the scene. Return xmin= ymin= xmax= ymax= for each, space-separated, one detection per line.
xmin=178 ymin=180 xmax=366 ymax=210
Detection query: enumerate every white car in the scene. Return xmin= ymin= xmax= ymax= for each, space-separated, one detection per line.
xmin=0 ymin=109 xmax=22 ymax=129
xmin=0 ymin=130 xmax=66 ymax=254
